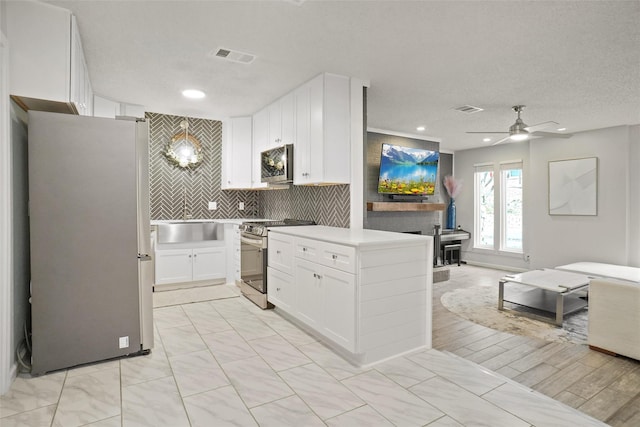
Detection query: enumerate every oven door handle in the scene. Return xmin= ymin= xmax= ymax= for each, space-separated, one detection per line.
xmin=240 ymin=234 xmax=265 ymax=248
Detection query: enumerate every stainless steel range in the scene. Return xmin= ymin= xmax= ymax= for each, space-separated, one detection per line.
xmin=238 ymin=219 xmax=316 ymax=309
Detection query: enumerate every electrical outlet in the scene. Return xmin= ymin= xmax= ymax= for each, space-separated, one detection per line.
xmin=238 ymin=202 xmax=245 ymax=210
xmin=208 ymin=201 xmax=217 ymax=210
xmin=119 ymin=336 xmax=129 ymax=349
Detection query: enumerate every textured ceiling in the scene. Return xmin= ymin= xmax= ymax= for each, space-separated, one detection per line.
xmin=41 ymin=0 xmax=640 ymax=151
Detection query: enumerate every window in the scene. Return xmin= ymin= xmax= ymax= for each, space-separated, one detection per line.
xmin=500 ymin=162 xmax=523 ymax=252
xmin=474 ymin=164 xmax=494 ymax=249
xmin=474 ymin=161 xmax=523 ymax=253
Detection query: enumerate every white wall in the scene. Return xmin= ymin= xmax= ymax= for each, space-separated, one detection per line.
xmin=454 ymin=124 xmax=639 ymax=271
xmin=452 ymin=141 xmax=531 ymax=270
xmin=528 ymin=126 xmax=633 ymax=268
xmin=0 ymin=12 xmax=14 ymax=393
xmin=628 ymin=125 xmax=640 ymax=266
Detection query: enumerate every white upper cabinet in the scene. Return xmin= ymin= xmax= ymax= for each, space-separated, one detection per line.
xmin=251 ymin=107 xmax=270 ymax=189
xmin=248 ymin=72 xmax=353 ymax=187
xmin=268 ymin=92 xmax=295 ymax=149
xmin=121 ymin=103 xmax=145 ymax=118
xmin=294 ymin=73 xmax=351 ymax=185
xmin=222 ymin=117 xmax=253 ymax=190
xmin=7 ymin=1 xmax=92 ymax=115
xmin=70 ymin=17 xmax=92 ymax=116
xmin=94 ymin=95 xmax=145 ymax=119
xmin=93 ymin=96 xmax=120 ymax=119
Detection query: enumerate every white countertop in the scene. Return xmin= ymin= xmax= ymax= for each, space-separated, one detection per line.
xmin=268 ymin=225 xmax=432 ymax=247
xmin=151 ymin=218 xmax=271 ymax=226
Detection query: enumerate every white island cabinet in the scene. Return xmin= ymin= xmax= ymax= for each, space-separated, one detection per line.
xmin=267 ymin=226 xmax=433 ymax=366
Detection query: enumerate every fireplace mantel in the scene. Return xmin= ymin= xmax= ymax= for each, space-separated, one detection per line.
xmin=366 ymin=202 xmax=446 ymax=212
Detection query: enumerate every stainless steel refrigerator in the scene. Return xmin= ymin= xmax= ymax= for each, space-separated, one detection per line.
xmin=28 ymin=111 xmax=153 ymax=375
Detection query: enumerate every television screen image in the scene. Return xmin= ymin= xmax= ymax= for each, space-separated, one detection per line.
xmin=377 ymin=143 xmax=439 ymax=195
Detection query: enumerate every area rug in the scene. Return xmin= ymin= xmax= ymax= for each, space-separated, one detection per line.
xmin=440 ymin=285 xmax=588 ymax=345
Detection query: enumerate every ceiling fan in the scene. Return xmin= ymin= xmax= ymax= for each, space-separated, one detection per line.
xmin=467 ymin=105 xmax=573 ymax=145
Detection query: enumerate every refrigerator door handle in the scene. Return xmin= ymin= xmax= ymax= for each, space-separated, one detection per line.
xmin=138 ymin=253 xmax=152 ymax=261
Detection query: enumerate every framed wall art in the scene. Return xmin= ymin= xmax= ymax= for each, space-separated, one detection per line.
xmin=548 ymin=157 xmax=598 ymax=216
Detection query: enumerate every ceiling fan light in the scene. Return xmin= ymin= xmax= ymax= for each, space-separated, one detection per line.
xmin=510 ymin=133 xmax=529 ymax=141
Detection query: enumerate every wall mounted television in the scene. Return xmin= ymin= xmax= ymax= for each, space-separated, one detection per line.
xmin=377 ymin=143 xmax=439 ymax=196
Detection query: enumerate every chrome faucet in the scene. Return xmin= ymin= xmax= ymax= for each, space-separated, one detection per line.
xmin=181 ymin=189 xmax=192 ymax=220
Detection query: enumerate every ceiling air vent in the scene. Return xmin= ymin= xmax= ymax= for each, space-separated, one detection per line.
xmin=211 ymin=47 xmax=256 ymax=64
xmin=454 ymin=105 xmax=484 ymax=114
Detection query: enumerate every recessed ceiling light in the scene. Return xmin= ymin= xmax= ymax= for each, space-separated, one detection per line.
xmin=483 ymin=138 xmax=492 ymax=142
xmin=416 ymin=126 xmax=426 ymax=131
xmin=182 ymin=89 xmax=205 ymax=99
xmin=557 ymin=127 xmax=567 ymax=131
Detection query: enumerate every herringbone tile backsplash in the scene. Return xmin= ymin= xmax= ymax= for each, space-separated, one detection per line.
xmin=148 ymin=112 xmax=258 ymax=220
xmin=147 ymin=112 xmax=350 ymax=226
xmin=259 ymin=185 xmax=350 ymax=228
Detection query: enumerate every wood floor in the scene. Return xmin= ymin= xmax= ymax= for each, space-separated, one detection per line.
xmin=433 ymin=264 xmax=640 ymax=427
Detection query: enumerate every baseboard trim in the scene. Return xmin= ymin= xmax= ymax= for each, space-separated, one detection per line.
xmin=1 ymin=362 xmax=17 ymax=395
xmin=589 ymin=345 xmax=618 ymax=357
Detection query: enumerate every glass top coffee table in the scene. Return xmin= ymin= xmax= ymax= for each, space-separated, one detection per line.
xmin=498 ymin=269 xmax=591 ymax=326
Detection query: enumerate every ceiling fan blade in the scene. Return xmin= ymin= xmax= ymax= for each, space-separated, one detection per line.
xmin=466 ymin=131 xmax=509 ymax=134
xmin=530 ymin=131 xmax=573 ymax=139
xmin=491 ymin=136 xmax=511 ymax=145
xmin=524 ymin=121 xmax=559 ymax=132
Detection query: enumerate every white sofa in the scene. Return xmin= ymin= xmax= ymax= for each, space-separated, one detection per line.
xmin=556 ymin=262 xmax=640 ymax=360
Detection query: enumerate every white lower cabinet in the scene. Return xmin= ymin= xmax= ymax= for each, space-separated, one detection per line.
xmin=225 ymin=223 xmax=242 ymax=285
xmin=294 ymin=258 xmax=325 ymax=331
xmin=155 ymin=246 xmax=226 ymax=285
xmin=155 ymin=249 xmax=192 ymax=284
xmin=295 ymin=258 xmax=355 ymax=351
xmin=267 ymin=266 xmax=294 ymax=312
xmin=192 ymin=247 xmax=226 ymax=281
xmin=319 ymin=265 xmax=355 ymax=351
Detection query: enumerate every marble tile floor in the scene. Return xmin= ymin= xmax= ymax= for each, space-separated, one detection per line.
xmin=1 ymin=276 xmax=608 ymax=427
xmin=434 ymin=265 xmax=640 ymax=427
xmin=152 ymin=282 xmax=241 ymax=308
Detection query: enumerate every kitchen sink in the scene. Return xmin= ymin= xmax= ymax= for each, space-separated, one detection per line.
xmin=157 ymin=222 xmax=224 ymax=244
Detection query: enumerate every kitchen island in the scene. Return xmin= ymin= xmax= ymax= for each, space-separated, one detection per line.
xmin=267 ymin=225 xmax=433 ymax=366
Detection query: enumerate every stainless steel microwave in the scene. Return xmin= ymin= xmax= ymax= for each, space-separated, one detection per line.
xmin=261 ymin=144 xmax=293 ymax=183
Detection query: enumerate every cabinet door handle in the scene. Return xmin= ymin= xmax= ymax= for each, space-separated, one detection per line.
xmin=276 ymin=250 xmax=281 ymax=254
xmin=332 ymin=254 xmax=338 ymax=260
xmin=302 ymin=247 xmax=307 ymax=252
xmin=188 ymin=254 xmax=192 ymax=258
xmin=276 ymin=287 xmax=281 ymax=291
